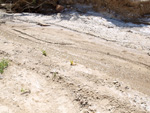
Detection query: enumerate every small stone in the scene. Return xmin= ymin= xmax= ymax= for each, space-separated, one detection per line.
xmin=125 ymin=86 xmax=129 ymax=89
xmin=56 ymin=5 xmax=64 ymax=12
xmin=113 ymin=81 xmax=118 ymax=84
xmin=127 ymin=30 xmax=133 ymax=33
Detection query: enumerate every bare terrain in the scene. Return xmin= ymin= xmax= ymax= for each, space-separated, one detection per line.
xmin=0 ymin=10 xmax=150 ymax=113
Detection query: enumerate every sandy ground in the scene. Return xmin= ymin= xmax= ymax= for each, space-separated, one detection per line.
xmin=0 ymin=10 xmax=150 ymax=113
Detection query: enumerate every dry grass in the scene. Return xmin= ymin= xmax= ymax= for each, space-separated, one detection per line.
xmin=0 ymin=0 xmax=58 ymax=13
xmin=0 ymin=59 xmax=9 ymax=74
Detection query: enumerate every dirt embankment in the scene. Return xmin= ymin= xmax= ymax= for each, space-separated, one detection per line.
xmin=0 ymin=0 xmax=59 ymax=13
xmin=1 ymin=0 xmax=150 ymax=20
xmin=92 ymin=0 xmax=150 ymax=20
xmin=60 ymin=0 xmax=150 ymax=20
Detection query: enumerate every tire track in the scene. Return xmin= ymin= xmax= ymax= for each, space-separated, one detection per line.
xmin=12 ymin=28 xmax=150 ymax=70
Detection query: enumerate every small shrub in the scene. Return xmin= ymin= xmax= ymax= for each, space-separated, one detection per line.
xmin=0 ymin=59 xmax=9 ymax=74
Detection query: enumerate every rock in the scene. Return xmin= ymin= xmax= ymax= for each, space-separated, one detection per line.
xmin=113 ymin=81 xmax=118 ymax=84
xmin=113 ymin=81 xmax=121 ymax=87
xmin=125 ymin=86 xmax=129 ymax=90
xmin=56 ymin=5 xmax=64 ymax=12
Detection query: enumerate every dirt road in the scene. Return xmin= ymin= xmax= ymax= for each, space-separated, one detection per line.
xmin=0 ymin=11 xmax=150 ymax=113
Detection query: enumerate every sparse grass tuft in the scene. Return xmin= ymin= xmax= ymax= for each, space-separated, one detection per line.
xmin=42 ymin=50 xmax=47 ymax=56
xmin=0 ymin=59 xmax=9 ymax=74
xmin=21 ymin=88 xmax=25 ymax=93
xmin=70 ymin=60 xmax=77 ymax=66
xmin=70 ymin=60 xmax=74 ymax=66
xmin=52 ymin=72 xmax=58 ymax=80
xmin=53 ymin=72 xmax=57 ymax=78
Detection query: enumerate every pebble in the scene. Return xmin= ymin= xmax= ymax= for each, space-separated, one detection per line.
xmin=113 ymin=81 xmax=118 ymax=84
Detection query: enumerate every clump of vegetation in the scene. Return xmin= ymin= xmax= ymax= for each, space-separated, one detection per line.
xmin=53 ymin=72 xmax=57 ymax=78
xmin=42 ymin=50 xmax=47 ymax=56
xmin=70 ymin=60 xmax=74 ymax=65
xmin=52 ymin=72 xmax=58 ymax=80
xmin=70 ymin=60 xmax=76 ymax=66
xmin=20 ymin=88 xmax=31 ymax=95
xmin=0 ymin=59 xmax=9 ymax=74
xmin=21 ymin=88 xmax=25 ymax=93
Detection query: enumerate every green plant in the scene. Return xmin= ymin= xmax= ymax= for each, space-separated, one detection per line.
xmin=42 ymin=50 xmax=47 ymax=56
xmin=70 ymin=60 xmax=76 ymax=66
xmin=52 ymin=72 xmax=58 ymax=80
xmin=70 ymin=60 xmax=74 ymax=65
xmin=53 ymin=72 xmax=57 ymax=78
xmin=21 ymin=88 xmax=25 ymax=92
xmin=0 ymin=59 xmax=9 ymax=74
